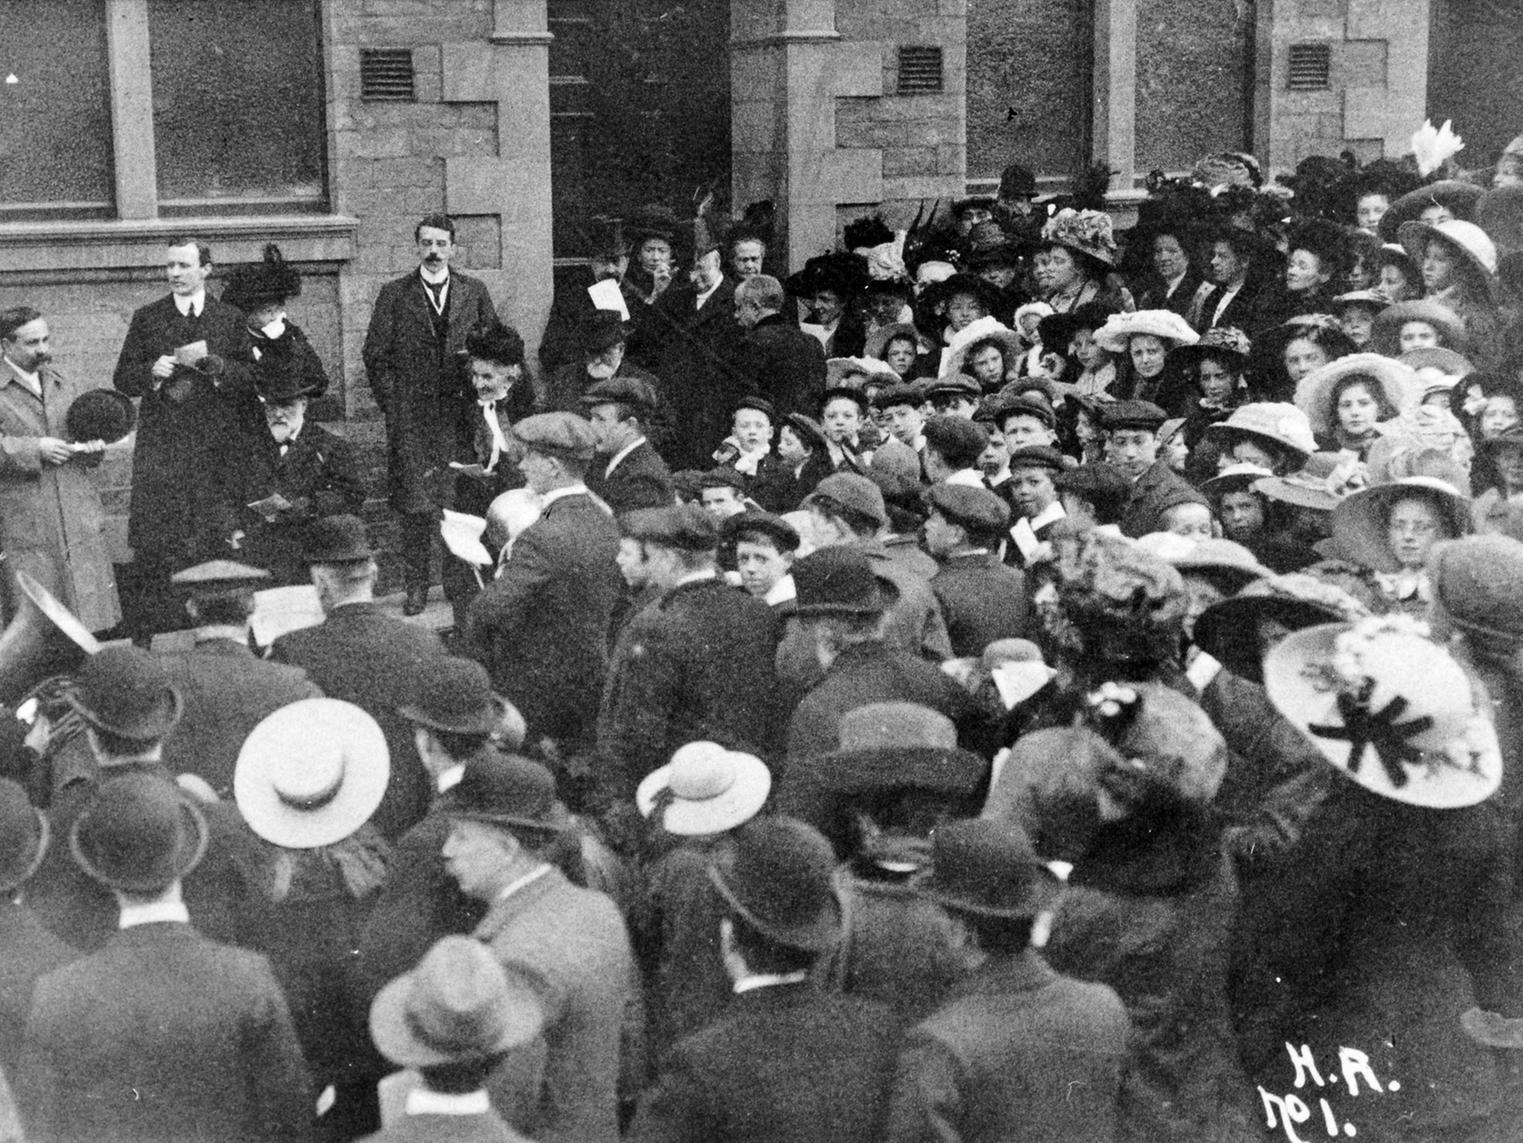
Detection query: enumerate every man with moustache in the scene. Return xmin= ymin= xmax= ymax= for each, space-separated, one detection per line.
xmin=363 ymin=214 xmax=500 ymax=615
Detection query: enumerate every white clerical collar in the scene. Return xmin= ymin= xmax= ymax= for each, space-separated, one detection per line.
xmin=605 ymin=436 xmax=646 ymax=476
xmin=765 ymin=574 xmax=796 ymax=606
xmin=1027 ymin=500 xmax=1066 ymax=531
xmin=539 ymin=483 xmax=590 ymax=509
xmin=405 ymin=1089 xmax=491 ymax=1118
xmin=173 ymin=290 xmax=206 ymax=318
xmin=120 ymin=900 xmax=190 ymax=930
xmin=944 ymin=469 xmax=985 ymax=488
xmin=495 ymin=863 xmax=552 ymax=902
xmin=733 ymin=970 xmax=809 ymax=995
xmin=437 ymin=764 xmax=465 ymax=793
xmin=419 ymin=266 xmax=450 ymax=286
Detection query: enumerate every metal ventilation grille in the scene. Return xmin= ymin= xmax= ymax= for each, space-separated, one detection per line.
xmin=1288 ymin=43 xmax=1331 ymax=91
xmin=360 ymin=48 xmax=416 ymax=101
xmin=898 ymin=46 xmax=944 ymax=95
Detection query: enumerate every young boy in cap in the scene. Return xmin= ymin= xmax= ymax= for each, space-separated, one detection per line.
xmin=581 ymin=374 xmax=673 ymax=513
xmin=1100 ymin=400 xmax=1198 ymax=537
xmin=627 ymin=817 xmax=901 ymax=1143
xmin=922 ymin=484 xmax=1031 ymax=657
xmin=1003 ymin=445 xmax=1067 ymax=566
xmin=922 ymin=414 xmax=991 ymax=487
xmin=18 ymin=774 xmax=312 ymax=1143
xmin=724 ymin=510 xmax=800 ymax=608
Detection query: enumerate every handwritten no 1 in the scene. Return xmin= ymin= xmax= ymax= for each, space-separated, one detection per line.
xmin=1260 ymin=1042 xmax=1398 ymax=1141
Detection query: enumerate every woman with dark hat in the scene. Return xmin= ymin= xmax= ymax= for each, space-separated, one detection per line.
xmin=917 ymin=272 xmax=1002 ymax=354
xmin=751 ymin=411 xmax=833 ymax=512
xmin=1034 ymin=208 xmax=1133 ymax=314
xmin=220 ymin=243 xmax=330 ymax=400
xmin=1172 ymin=326 xmax=1251 ymax=459
xmin=1264 ymin=217 xmax=1353 ymax=326
xmin=787 ymin=251 xmax=871 ymax=358
xmin=1254 ymin=315 xmax=1358 ymax=403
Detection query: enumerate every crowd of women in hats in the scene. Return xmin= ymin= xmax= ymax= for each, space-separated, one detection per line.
xmin=10 ymin=132 xmax=1523 ymax=1143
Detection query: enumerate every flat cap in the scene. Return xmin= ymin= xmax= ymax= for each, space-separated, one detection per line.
xmin=925 ymin=482 xmax=1010 ymax=534
xmin=922 ymin=415 xmax=991 ymax=462
xmin=1100 ymin=400 xmax=1168 ymax=431
xmin=621 ymin=504 xmax=719 ymax=552
xmin=582 ymin=375 xmax=658 ymax=411
xmin=733 ymin=395 xmax=777 ymax=421
xmin=870 ymin=380 xmax=924 ymax=410
xmin=513 ymin=412 xmax=598 ymax=461
xmin=1007 ymin=444 xmax=1067 ymax=472
xmin=697 ymin=467 xmax=748 ymax=492
xmin=723 ymin=510 xmax=801 ymax=552
xmin=170 ymin=560 xmax=272 ymax=596
xmin=805 ymin=472 xmax=889 ymax=529
xmin=791 ymin=546 xmax=884 ymax=616
xmin=992 ymin=394 xmax=1056 ymax=430
xmin=923 ymin=373 xmax=981 ymax=398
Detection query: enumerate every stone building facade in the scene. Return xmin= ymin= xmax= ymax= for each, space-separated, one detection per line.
xmin=0 ymin=0 xmax=1515 ymax=582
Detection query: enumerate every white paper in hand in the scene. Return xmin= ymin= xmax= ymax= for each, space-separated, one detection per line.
xmin=588 ymin=278 xmax=630 ymax=321
xmin=440 ymin=509 xmax=492 ymax=567
xmin=250 ymin=584 xmax=325 ymax=647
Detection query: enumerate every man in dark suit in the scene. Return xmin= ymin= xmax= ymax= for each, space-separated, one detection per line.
xmin=443 ymin=753 xmax=635 ymax=1143
xmin=467 ymin=413 xmax=622 ymax=753
xmin=582 ymin=375 xmax=674 ymax=513
xmin=1196 ymin=226 xmax=1270 ymax=335
xmin=17 ymin=773 xmax=312 ymax=1143
xmin=542 ymin=311 xmax=662 ymax=416
xmin=627 ymin=817 xmax=901 ymax=1143
xmin=159 ymin=560 xmax=321 ymax=795
xmin=271 ymin=516 xmax=451 ymax=839
xmin=211 ymin=352 xmax=366 ymax=585
xmin=732 ymin=274 xmax=826 ymax=419
xmin=1102 ymin=401 xmax=1200 ymax=538
xmin=596 ymin=505 xmax=780 ymax=805
xmin=652 ymin=242 xmax=745 ymax=469
xmin=112 ymin=236 xmax=261 ymax=637
xmin=538 ymin=215 xmax=637 ymax=376
xmin=885 ymin=820 xmax=1131 ymax=1143
xmin=922 ymin=484 xmax=1030 ymax=658
xmin=362 ymin=214 xmax=500 ymax=614
xmin=362 ymin=935 xmax=546 ymax=1143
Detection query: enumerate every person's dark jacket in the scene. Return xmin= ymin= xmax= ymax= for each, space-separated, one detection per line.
xmin=1136 ymin=268 xmax=1207 ymax=320
xmin=597 ymin=576 xmax=780 ymax=800
xmin=626 ymin=981 xmax=900 ymax=1143
xmin=249 ymin=319 xmax=331 ymax=398
xmin=734 ymin=313 xmax=826 ymax=417
xmin=930 ymin=551 xmax=1030 ymax=658
xmin=653 ymin=279 xmax=745 ymax=469
xmin=586 ymin=439 xmax=674 ymax=514
xmin=272 ymin=602 xmax=452 ymax=838
xmin=0 ymin=902 xmax=77 ymax=1082
xmin=1119 ymin=460 xmax=1199 ymax=538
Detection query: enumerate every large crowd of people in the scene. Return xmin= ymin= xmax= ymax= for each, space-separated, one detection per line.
xmin=1 ymin=132 xmax=1523 ymax=1142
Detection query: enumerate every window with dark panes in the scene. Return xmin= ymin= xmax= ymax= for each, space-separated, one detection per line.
xmin=0 ymin=0 xmax=115 ymax=219
xmin=148 ymin=0 xmax=327 ymax=213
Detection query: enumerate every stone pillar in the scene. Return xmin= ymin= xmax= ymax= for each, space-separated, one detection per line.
xmin=439 ymin=0 xmax=555 ymax=361
xmin=1092 ymin=0 xmax=1137 ymax=192
xmin=731 ymin=0 xmax=885 ymax=271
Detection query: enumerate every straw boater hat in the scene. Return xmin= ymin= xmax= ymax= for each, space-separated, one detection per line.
xmin=939 ymin=316 xmax=1025 ymax=379
xmin=1203 ymin=403 xmax=1317 ymax=462
xmin=234 ymin=699 xmax=390 ymax=849
xmin=1293 ymin=353 xmax=1421 ymax=438
xmin=1398 ymin=218 xmax=1500 ymax=289
xmin=1092 ymin=309 xmax=1199 ymax=355
xmin=1328 ymin=476 xmax=1471 ymax=574
xmin=370 ymin=935 xmax=545 ymax=1068
xmin=1370 ymin=299 xmax=1467 ymax=358
xmin=636 ymin=741 xmax=771 ymax=836
xmin=1263 ymin=617 xmax=1502 ymax=808
xmin=1192 ymin=573 xmax=1370 ymax=683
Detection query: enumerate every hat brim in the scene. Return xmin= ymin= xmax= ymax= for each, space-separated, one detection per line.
xmin=70 ymin=793 xmax=208 ymax=893
xmin=909 ymin=863 xmax=1060 ymax=919
xmin=1294 ymin=353 xmax=1420 ymax=438
xmin=66 ymin=682 xmax=182 ymax=742
xmin=708 ymin=861 xmax=843 ymax=951
xmin=1329 ymin=479 xmax=1472 ymax=574
xmin=234 ymin=698 xmax=390 ymax=849
xmin=1370 ymin=301 xmax=1468 ymax=357
xmin=1397 ymin=220 xmax=1498 ymax=300
xmin=1203 ymin=423 xmax=1312 ymax=462
xmin=398 ymin=695 xmax=508 ymax=737
xmin=635 ymin=753 xmax=772 ymax=836
xmin=369 ymin=966 xmax=544 ymax=1068
xmin=1200 ymin=469 xmax=1272 ymax=499
xmin=815 ymin=745 xmax=987 ymax=796
xmin=0 ymin=807 xmax=48 ymax=893
xmin=1252 ymin=473 xmax=1341 ymax=513
xmin=17 ymin=570 xmax=101 ymax=657
xmin=1191 ymin=594 xmax=1349 ymax=683
xmin=1263 ymin=623 xmax=1502 ymax=808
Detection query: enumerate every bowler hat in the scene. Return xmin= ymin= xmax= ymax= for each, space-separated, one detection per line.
xmin=924 ymin=482 xmax=1010 ymax=535
xmin=0 ymin=778 xmax=48 ymax=893
xmin=805 ymin=472 xmax=889 ymax=529
xmin=234 ymin=699 xmax=390 ymax=850
xmin=579 ymin=311 xmax=629 ymax=357
xmin=820 ymin=703 xmax=986 ymax=797
xmin=911 ymin=819 xmax=1059 ymax=919
xmin=70 ymin=772 xmax=209 ymax=893
xmin=998 ymin=162 xmax=1037 ymax=200
xmin=622 ymin=504 xmax=719 ymax=553
xmin=64 ymin=389 xmax=136 ymax=445
xmin=370 ymin=935 xmax=545 ymax=1067
xmin=708 ymin=817 xmax=843 ymax=951
xmin=790 ymin=546 xmax=884 ymax=617
xmin=220 ymin=243 xmax=302 ymax=313
xmin=439 ymin=753 xmax=566 ymax=834
xmin=301 ymin=514 xmax=376 ymax=564
xmin=636 ymin=741 xmax=772 ymax=836
xmin=514 ymin=412 xmax=598 ymax=463
xmin=398 ymin=657 xmax=508 ymax=736
xmin=582 ymin=375 xmax=658 ymax=412
xmin=67 ymin=646 xmax=182 ymax=742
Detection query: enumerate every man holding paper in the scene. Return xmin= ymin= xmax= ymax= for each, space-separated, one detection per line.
xmin=112 ymin=236 xmax=260 ymax=637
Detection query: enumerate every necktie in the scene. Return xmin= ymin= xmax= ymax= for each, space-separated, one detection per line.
xmin=425 ymin=278 xmax=446 ymax=314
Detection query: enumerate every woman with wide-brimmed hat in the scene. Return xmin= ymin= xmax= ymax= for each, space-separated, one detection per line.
xmin=939 ymin=315 xmax=1024 ymax=392
xmin=1239 ymin=615 xmax=1510 ymax=1140
xmin=1329 ymin=288 xmax=1389 ymax=350
xmin=1369 ymin=297 xmax=1468 ymax=358
xmin=1036 ymin=208 xmax=1134 ymax=314
xmin=1172 ymin=326 xmax=1252 ymax=458
xmin=788 ymin=250 xmax=872 ymax=358
xmin=1037 ymin=302 xmax=1119 ymax=399
xmin=1092 ymin=309 xmax=1199 ymax=409
xmin=1326 ymin=473 xmax=1472 ymax=613
xmin=1377 ymin=179 xmax=1485 ymax=242
xmin=1399 ymin=216 xmax=1504 ymax=368
xmin=1294 ymin=351 xmax=1420 ymax=457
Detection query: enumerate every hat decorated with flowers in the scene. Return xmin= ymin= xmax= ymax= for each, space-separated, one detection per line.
xmin=1040 ymin=208 xmax=1117 ymax=267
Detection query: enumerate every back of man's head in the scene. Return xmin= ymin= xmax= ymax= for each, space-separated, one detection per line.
xmin=737 ymin=274 xmax=785 ymax=314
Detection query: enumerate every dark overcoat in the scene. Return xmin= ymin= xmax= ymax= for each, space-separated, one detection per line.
xmin=626 ymin=981 xmax=900 ymax=1143
xmin=586 ymin=439 xmax=674 ymax=515
xmin=271 ymin=602 xmax=451 ymax=838
xmin=0 ymin=901 xmax=76 ymax=1081
xmin=361 ymin=271 xmax=498 ymax=515
xmin=1118 ymin=459 xmax=1199 ymax=538
xmin=112 ymin=294 xmax=261 ymax=567
xmin=733 ymin=313 xmax=826 ymax=418
xmin=652 ymin=280 xmax=744 ymax=469
xmin=467 ymin=491 xmax=622 ymax=748
xmin=16 ymin=921 xmax=312 ymax=1143
xmin=930 ymin=552 xmax=1030 ymax=658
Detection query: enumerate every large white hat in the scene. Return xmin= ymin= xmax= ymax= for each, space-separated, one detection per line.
xmin=1329 ymin=475 xmax=1472 ymax=574
xmin=234 ymin=698 xmax=390 ymax=849
xmin=1264 ymin=618 xmax=1501 ymax=809
xmin=636 ymin=741 xmax=771 ymax=836
xmin=939 ymin=316 xmax=1024 ymax=380
xmin=1293 ymin=353 xmax=1421 ymax=438
xmin=1092 ymin=309 xmax=1199 ymax=355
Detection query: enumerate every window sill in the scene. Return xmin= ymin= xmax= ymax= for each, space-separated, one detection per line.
xmin=0 ymin=214 xmax=359 ymax=273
